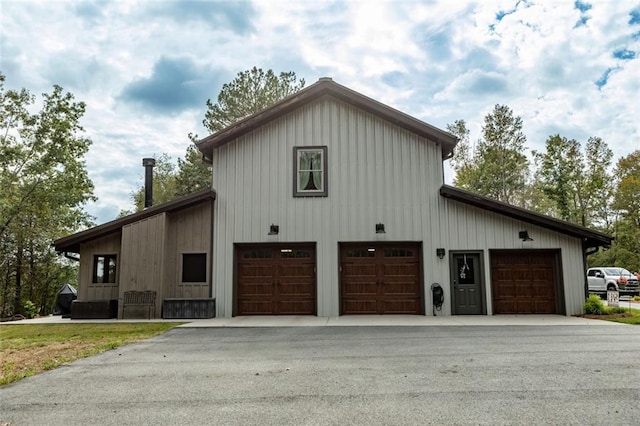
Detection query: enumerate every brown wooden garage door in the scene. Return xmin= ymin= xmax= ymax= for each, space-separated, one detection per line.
xmin=236 ymin=244 xmax=316 ymax=315
xmin=490 ymin=251 xmax=560 ymax=314
xmin=340 ymin=243 xmax=423 ymax=315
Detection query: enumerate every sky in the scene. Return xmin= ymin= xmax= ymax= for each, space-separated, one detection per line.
xmin=2 ymin=0 xmax=639 ymax=225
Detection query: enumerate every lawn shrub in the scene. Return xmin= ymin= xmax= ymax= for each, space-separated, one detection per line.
xmin=23 ymin=300 xmax=38 ymax=319
xmin=583 ymin=294 xmax=606 ymax=315
xmin=605 ymin=306 xmax=628 ymax=314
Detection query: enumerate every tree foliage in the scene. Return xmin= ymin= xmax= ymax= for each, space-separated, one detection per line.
xmin=448 ymin=110 xmax=637 ymax=272
xmin=453 ymin=105 xmax=529 ymax=205
xmin=0 ymin=73 xmax=94 ymax=316
xmin=201 ymin=66 xmax=305 ymax=134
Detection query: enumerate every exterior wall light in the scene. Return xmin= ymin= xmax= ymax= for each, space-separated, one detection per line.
xmin=268 ymin=224 xmax=279 ymax=235
xmin=436 ymin=248 xmax=446 ymax=259
xmin=375 ymin=223 xmax=385 ymax=234
xmin=519 ymin=230 xmax=533 ymax=241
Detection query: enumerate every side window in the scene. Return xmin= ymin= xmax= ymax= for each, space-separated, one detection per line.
xmin=587 ymin=270 xmax=596 ymax=277
xmin=293 ymin=146 xmax=328 ymax=197
xmin=182 ymin=253 xmax=207 ymax=283
xmin=93 ymin=254 xmax=117 ymax=284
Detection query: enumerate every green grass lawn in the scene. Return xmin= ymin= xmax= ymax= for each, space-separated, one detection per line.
xmin=0 ymin=322 xmax=182 ymax=386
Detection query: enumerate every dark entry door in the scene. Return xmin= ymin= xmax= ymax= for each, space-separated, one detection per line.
xmin=451 ymin=253 xmax=483 ymax=315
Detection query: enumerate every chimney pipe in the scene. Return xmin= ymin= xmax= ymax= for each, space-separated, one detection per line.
xmin=142 ymin=158 xmax=156 ymax=208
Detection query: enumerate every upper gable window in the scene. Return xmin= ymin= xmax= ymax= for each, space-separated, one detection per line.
xmin=293 ymin=146 xmax=327 ymax=197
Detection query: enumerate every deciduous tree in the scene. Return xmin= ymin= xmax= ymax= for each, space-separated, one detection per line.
xmin=0 ymin=73 xmax=94 ymax=316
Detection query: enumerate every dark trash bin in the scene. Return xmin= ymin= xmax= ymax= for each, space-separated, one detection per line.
xmin=53 ymin=284 xmax=77 ymax=317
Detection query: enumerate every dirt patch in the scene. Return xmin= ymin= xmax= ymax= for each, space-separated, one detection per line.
xmin=2 ymin=341 xmax=97 ymax=377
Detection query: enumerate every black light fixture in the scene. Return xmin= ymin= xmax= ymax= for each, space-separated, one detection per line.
xmin=436 ymin=248 xmax=446 ymax=259
xmin=519 ymin=230 xmax=533 ymax=242
xmin=375 ymin=223 xmax=385 ymax=234
xmin=268 ymin=224 xmax=279 ymax=235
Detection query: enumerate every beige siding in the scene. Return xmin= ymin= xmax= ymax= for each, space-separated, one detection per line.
xmin=210 ymin=96 xmax=589 ymax=317
xmin=119 ymin=213 xmax=167 ymax=317
xmin=78 ymin=233 xmax=121 ymax=300
xmin=165 ymin=202 xmax=212 ymax=299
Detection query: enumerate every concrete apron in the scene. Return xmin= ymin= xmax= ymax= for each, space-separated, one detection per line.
xmin=1 ymin=314 xmax=626 ymax=327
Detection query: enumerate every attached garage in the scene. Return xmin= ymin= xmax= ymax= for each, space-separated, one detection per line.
xmin=340 ymin=243 xmax=423 ymax=315
xmin=235 ymin=244 xmax=316 ymax=315
xmin=490 ymin=250 xmax=563 ymax=314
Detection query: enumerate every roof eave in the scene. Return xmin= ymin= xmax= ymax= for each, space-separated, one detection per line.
xmin=196 ymin=79 xmax=457 ymax=159
xmin=53 ymin=189 xmax=216 ymax=254
xmin=439 ymin=185 xmax=613 ymax=248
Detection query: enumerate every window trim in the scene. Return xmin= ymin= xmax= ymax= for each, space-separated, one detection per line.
xmin=293 ymin=146 xmax=328 ymax=197
xmin=92 ymin=254 xmax=118 ymax=284
xmin=180 ymin=252 xmax=208 ymax=284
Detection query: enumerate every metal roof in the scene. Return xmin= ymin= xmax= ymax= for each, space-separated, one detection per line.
xmin=439 ymin=185 xmax=613 ymax=248
xmin=53 ymin=189 xmax=216 ymax=253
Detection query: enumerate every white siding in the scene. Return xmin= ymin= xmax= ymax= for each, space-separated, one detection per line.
xmin=211 ymin=97 xmax=587 ymax=317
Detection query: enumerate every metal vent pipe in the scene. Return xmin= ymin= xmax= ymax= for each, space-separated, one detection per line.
xmin=142 ymin=158 xmax=156 ymax=208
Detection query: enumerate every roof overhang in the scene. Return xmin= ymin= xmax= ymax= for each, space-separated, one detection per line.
xmin=53 ymin=189 xmax=216 ymax=254
xmin=196 ymin=78 xmax=458 ymax=162
xmin=439 ymin=185 xmax=613 ymax=249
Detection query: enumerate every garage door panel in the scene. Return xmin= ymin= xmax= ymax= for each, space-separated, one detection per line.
xmin=342 ymin=263 xmax=376 ymax=277
xmin=383 ymin=282 xmax=420 ymax=296
xmin=278 ymin=281 xmax=314 ymax=297
xmin=382 ymin=299 xmax=421 ymax=314
xmin=381 ymin=263 xmax=419 ymax=277
xmin=237 ymin=282 xmax=274 ymax=297
xmin=237 ymin=300 xmax=274 ymax=315
xmin=278 ymin=300 xmax=315 ymax=315
xmin=491 ymin=251 xmax=559 ymax=315
xmin=342 ymin=299 xmax=378 ymax=314
xmin=236 ymin=244 xmax=316 ymax=316
xmin=340 ymin=243 xmax=423 ymax=315
xmin=343 ymin=282 xmax=377 ymax=296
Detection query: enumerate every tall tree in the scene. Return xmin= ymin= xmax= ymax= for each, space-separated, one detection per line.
xmin=0 ymin=73 xmax=94 ymax=315
xmin=201 ymin=66 xmax=305 ymax=134
xmin=452 ymin=105 xmax=529 ymax=205
xmin=534 ymin=135 xmax=613 ymax=228
xmin=613 ymin=150 xmax=640 ymax=228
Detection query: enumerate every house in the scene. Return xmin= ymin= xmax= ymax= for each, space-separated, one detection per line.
xmin=54 ymin=77 xmax=612 ymax=319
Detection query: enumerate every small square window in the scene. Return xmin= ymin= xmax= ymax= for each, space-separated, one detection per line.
xmin=293 ymin=146 xmax=328 ymax=197
xmin=182 ymin=253 xmax=207 ymax=283
xmin=92 ymin=254 xmax=117 ymax=284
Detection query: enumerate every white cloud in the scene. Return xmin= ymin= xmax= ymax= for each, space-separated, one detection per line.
xmin=2 ymin=0 xmax=638 ymax=224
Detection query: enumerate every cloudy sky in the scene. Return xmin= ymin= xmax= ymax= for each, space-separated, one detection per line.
xmin=2 ymin=0 xmax=639 ymax=224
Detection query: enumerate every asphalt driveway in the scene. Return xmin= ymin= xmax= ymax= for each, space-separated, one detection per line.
xmin=2 ymin=324 xmax=640 ymax=425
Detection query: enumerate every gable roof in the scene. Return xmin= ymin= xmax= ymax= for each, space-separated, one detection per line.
xmin=53 ymin=189 xmax=216 ymax=254
xmin=196 ymin=77 xmax=458 ymax=161
xmin=439 ymin=185 xmax=613 ymax=249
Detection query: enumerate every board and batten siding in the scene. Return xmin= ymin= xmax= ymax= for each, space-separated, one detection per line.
xmin=211 ymin=97 xmax=445 ymax=317
xmin=164 ymin=203 xmax=212 ymax=299
xmin=78 ymin=233 xmax=121 ymax=300
xmin=119 ymin=213 xmax=167 ymax=318
xmin=210 ymin=96 xmax=589 ymax=317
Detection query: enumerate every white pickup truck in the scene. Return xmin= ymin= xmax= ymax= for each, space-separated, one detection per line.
xmin=587 ymin=267 xmax=639 ymax=295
